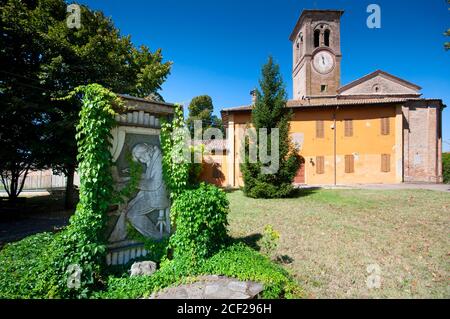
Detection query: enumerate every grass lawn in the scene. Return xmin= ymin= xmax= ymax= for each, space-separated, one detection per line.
xmin=227 ymin=189 xmax=450 ymax=299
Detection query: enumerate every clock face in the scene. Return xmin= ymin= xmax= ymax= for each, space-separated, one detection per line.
xmin=313 ymin=51 xmax=335 ymax=74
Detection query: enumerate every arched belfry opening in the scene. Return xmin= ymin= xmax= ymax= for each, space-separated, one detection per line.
xmin=314 ymin=29 xmax=320 ymax=48
xmin=324 ymin=29 xmax=330 ymax=47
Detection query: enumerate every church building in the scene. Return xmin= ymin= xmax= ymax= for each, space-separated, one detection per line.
xmin=205 ymin=10 xmax=445 ymax=187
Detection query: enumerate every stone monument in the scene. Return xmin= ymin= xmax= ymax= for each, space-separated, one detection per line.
xmin=106 ymin=95 xmax=175 ymax=266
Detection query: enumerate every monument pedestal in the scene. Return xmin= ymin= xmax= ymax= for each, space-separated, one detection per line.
xmin=106 ymin=96 xmax=174 ymax=266
xmin=106 ymin=240 xmax=149 ymax=266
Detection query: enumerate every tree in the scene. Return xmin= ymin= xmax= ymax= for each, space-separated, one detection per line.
xmin=240 ymin=57 xmax=301 ymax=198
xmin=0 ymin=0 xmax=172 ymax=205
xmin=186 ymin=95 xmax=223 ymax=136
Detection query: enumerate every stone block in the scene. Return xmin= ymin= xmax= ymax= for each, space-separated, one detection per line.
xmin=130 ymin=261 xmax=157 ymax=277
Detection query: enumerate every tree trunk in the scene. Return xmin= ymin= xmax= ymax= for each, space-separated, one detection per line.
xmin=64 ymin=165 xmax=76 ymax=209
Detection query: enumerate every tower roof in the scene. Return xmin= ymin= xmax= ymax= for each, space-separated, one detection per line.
xmin=289 ymin=9 xmax=344 ymax=41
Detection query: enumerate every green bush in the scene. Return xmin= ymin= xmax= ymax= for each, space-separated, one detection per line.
xmin=260 ymin=225 xmax=280 ymax=259
xmin=49 ymin=84 xmax=120 ymax=298
xmin=0 ymin=233 xmax=59 ymax=298
xmin=443 ymin=153 xmax=450 ymax=184
xmin=243 ymin=178 xmax=298 ymax=199
xmin=169 ymin=183 xmax=229 ymax=268
xmin=200 ymin=244 xmax=303 ymax=299
xmin=161 ymin=105 xmax=191 ymax=200
xmin=96 ymin=243 xmax=303 ymax=299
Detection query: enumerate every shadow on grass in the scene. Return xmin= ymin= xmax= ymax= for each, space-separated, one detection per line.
xmin=222 ymin=187 xmax=242 ymax=194
xmin=223 ymin=186 xmax=322 ymax=199
xmin=229 ymin=235 xmax=296 ymax=266
xmin=276 ymin=255 xmax=294 ymax=265
xmin=231 ymin=233 xmax=263 ymax=251
xmin=290 ymin=187 xmax=322 ymax=198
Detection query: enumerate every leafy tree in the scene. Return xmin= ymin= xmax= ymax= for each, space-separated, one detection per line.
xmin=443 ymin=152 xmax=450 ymax=184
xmin=240 ymin=57 xmax=301 ymax=198
xmin=187 ymin=95 xmax=223 ymax=136
xmin=0 ymin=0 xmax=172 ymax=205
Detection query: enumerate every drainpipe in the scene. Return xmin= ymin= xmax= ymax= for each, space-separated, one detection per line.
xmin=333 ymin=107 xmax=338 ymax=186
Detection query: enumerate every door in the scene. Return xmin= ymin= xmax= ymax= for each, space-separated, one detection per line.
xmin=294 ymin=158 xmax=306 ymax=184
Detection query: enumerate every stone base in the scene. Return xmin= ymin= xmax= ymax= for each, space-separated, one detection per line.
xmin=149 ymin=276 xmax=264 ymax=299
xmin=106 ymin=240 xmax=149 ymax=266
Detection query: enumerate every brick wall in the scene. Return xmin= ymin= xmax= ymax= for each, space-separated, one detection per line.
xmin=403 ymin=100 xmax=443 ymax=183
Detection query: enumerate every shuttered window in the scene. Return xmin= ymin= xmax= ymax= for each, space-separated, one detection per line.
xmin=381 ymin=118 xmax=390 ymax=135
xmin=316 ymin=156 xmax=325 ymax=174
xmin=381 ymin=154 xmax=390 ymax=173
xmin=344 ymin=119 xmax=353 ymax=137
xmin=316 ymin=120 xmax=324 ymax=138
xmin=345 ymin=155 xmax=354 ymax=173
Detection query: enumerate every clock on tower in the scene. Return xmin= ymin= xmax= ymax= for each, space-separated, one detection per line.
xmin=290 ymin=10 xmax=344 ymax=100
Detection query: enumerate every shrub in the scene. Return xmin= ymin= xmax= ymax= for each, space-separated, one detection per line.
xmin=200 ymin=244 xmax=303 ymax=299
xmin=161 ymin=105 xmax=191 ymax=200
xmin=0 ymin=233 xmax=59 ymax=298
xmin=188 ymin=144 xmax=204 ymax=187
xmin=169 ymin=183 xmax=229 ymax=268
xmin=443 ymin=153 xmax=450 ymax=184
xmin=94 ymin=258 xmax=185 ymax=299
xmin=96 ymin=243 xmax=303 ymax=299
xmin=49 ymin=84 xmax=120 ymax=298
xmin=243 ymin=178 xmax=298 ymax=199
xmin=260 ymin=225 xmax=280 ymax=259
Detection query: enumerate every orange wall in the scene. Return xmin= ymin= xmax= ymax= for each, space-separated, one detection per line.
xmin=200 ymin=153 xmax=229 ymax=187
xmin=226 ymin=104 xmax=400 ymax=186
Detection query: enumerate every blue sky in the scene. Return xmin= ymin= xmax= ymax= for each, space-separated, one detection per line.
xmin=78 ymin=0 xmax=450 ymax=151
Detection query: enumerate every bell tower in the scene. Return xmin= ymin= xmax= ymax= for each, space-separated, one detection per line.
xmin=290 ymin=10 xmax=344 ymax=100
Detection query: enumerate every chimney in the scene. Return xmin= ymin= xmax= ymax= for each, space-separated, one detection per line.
xmin=250 ymin=89 xmax=257 ymax=106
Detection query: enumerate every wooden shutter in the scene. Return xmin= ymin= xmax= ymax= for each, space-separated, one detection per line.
xmin=316 ymin=156 xmax=325 ymax=174
xmin=381 ymin=118 xmax=390 ymax=135
xmin=381 ymin=154 xmax=390 ymax=172
xmin=316 ymin=120 xmax=324 ymax=138
xmin=344 ymin=119 xmax=353 ymax=137
xmin=345 ymin=155 xmax=354 ymax=173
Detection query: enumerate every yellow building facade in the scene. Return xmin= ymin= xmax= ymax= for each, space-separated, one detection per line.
xmin=203 ymin=10 xmax=444 ymax=188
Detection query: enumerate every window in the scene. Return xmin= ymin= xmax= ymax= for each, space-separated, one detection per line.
xmin=314 ymin=29 xmax=320 ymax=48
xmin=316 ymin=156 xmax=325 ymax=174
xmin=316 ymin=120 xmax=324 ymax=138
xmin=345 ymin=155 xmax=354 ymax=173
xmin=344 ymin=119 xmax=353 ymax=137
xmin=381 ymin=118 xmax=390 ymax=135
xmin=321 ymin=85 xmax=328 ymax=93
xmin=324 ymin=29 xmax=330 ymax=47
xmin=381 ymin=154 xmax=390 ymax=172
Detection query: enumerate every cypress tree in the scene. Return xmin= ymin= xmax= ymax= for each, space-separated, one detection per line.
xmin=241 ymin=57 xmax=301 ymax=198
